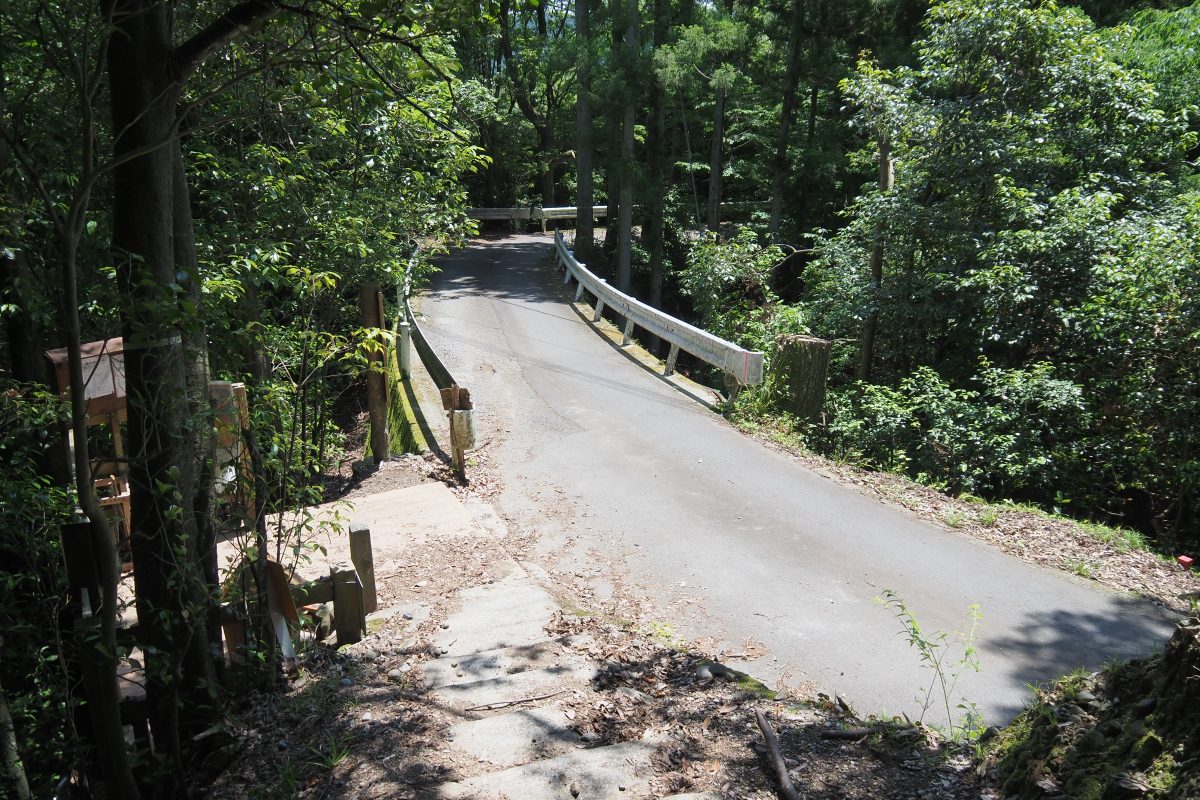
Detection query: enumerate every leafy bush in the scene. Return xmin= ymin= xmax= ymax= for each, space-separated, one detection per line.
xmin=815 ymin=361 xmax=1088 ymax=498
xmin=680 ymin=227 xmax=808 ymax=360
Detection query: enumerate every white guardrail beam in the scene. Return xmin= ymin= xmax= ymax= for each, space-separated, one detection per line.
xmin=553 ymin=229 xmax=764 ymax=387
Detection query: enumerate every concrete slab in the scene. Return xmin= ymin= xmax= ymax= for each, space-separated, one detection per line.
xmin=447 ymin=705 xmax=583 ymax=768
xmin=423 ymin=638 xmax=591 ymax=689
xmin=435 ymin=739 xmax=658 ymax=800
xmin=435 ymin=578 xmax=559 ymax=656
xmin=430 ymin=663 xmax=599 ymax=711
xmin=216 ymin=482 xmax=484 ymax=584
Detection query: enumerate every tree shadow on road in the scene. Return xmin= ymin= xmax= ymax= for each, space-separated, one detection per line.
xmin=983 ymin=595 xmax=1179 ymax=721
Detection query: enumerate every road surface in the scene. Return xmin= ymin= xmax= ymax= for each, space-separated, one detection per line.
xmin=418 ymin=233 xmax=1176 ymax=725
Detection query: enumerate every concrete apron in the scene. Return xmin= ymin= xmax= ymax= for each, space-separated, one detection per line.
xmin=419 ymin=528 xmax=719 ymax=799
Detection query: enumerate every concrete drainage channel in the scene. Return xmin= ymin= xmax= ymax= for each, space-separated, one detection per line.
xmin=415 ymin=573 xmax=718 ymax=800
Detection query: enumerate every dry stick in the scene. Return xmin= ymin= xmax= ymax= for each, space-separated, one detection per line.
xmin=754 ymin=709 xmax=801 ymax=800
xmin=464 ymin=690 xmax=568 ymax=713
xmin=820 ymin=726 xmax=874 ymax=740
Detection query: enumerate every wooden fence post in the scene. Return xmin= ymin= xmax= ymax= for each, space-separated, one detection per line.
xmin=360 ymin=285 xmax=389 ymax=464
xmin=330 ymin=564 xmax=365 ymax=646
xmin=348 ymin=525 xmax=377 ymax=614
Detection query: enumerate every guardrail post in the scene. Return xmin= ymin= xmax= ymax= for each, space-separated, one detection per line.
xmin=575 ymin=282 xmax=586 ymax=301
xmin=593 ymin=299 xmax=605 ymax=322
xmin=562 ymin=268 xmax=572 ymax=285
xmin=622 ymin=319 xmax=635 ymax=346
xmin=665 ymin=344 xmax=680 ymax=376
xmin=398 ymin=321 xmax=412 ymax=378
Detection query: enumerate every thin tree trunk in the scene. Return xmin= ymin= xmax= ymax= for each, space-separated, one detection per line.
xmin=616 ymin=0 xmax=638 ymax=294
xmin=706 ymin=87 xmax=726 ymax=233
xmin=61 ymin=234 xmax=142 ymax=799
xmin=174 ymin=146 xmax=224 ymax=683
xmin=0 ymin=653 xmax=32 ymax=800
xmin=768 ymin=0 xmax=806 ymax=239
xmin=858 ymin=134 xmax=892 ymax=382
xmin=574 ymin=0 xmax=594 ymax=261
xmin=645 ymin=0 xmax=671 ymax=349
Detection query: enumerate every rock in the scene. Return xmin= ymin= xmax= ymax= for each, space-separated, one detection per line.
xmin=403 ymin=613 xmax=414 ymax=620
xmin=339 ymin=678 xmax=353 ymax=687
xmin=361 ymin=648 xmax=379 ymax=661
xmin=1110 ymin=771 xmax=1151 ymax=796
xmin=1075 ymin=729 xmax=1105 ymax=753
xmin=1100 ymin=720 xmax=1123 ymax=738
xmin=1075 ymin=690 xmax=1097 ymax=705
xmin=615 ymin=687 xmax=652 ymax=704
xmin=1133 ymin=697 xmax=1157 ymax=717
xmin=387 ymin=669 xmax=404 ymax=681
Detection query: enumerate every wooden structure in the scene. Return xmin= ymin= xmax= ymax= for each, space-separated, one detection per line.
xmin=45 ymin=339 xmax=131 ymax=548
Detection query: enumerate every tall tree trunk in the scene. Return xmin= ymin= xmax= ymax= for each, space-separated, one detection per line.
xmin=574 ymin=0 xmax=594 ymax=261
xmin=768 ymin=0 xmax=806 ymax=239
xmin=615 ymin=0 xmax=638 ymax=294
xmin=108 ymin=1 xmax=219 ymax=782
xmin=858 ymin=134 xmax=893 ymax=383
xmin=645 ymin=0 xmax=670 ymax=335
xmin=706 ymin=87 xmax=726 ymax=233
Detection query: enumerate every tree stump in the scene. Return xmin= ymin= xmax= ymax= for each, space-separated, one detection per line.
xmin=768 ymin=335 xmax=831 ymax=420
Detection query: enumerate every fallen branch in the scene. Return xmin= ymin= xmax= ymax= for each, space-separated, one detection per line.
xmin=820 ymin=726 xmax=874 ymax=740
xmin=754 ymin=709 xmax=800 ymax=800
xmin=463 ymin=690 xmax=568 ymax=712
xmin=819 ymin=723 xmax=919 ymax=740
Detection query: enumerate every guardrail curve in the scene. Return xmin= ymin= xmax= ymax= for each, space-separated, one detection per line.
xmin=553 ymin=230 xmax=764 ymax=387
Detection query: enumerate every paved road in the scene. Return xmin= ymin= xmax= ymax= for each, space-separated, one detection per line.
xmin=419 ymin=233 xmax=1176 ymax=725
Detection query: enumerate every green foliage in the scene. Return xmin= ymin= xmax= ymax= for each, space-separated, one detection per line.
xmin=815 ymin=361 xmax=1088 ymax=498
xmin=680 ymin=227 xmax=806 ymax=358
xmin=879 ymin=589 xmax=983 ymax=739
xmin=0 ymin=384 xmax=76 ymax=797
xmin=797 ymin=0 xmax=1200 ymax=545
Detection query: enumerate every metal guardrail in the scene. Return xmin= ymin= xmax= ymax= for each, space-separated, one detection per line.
xmin=404 ymin=297 xmax=455 ymax=391
xmin=553 ymin=230 xmax=764 ymax=387
xmin=467 ymin=206 xmax=609 ymax=222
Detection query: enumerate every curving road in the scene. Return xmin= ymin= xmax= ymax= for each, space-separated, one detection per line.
xmin=419 ymin=233 xmax=1176 ymax=725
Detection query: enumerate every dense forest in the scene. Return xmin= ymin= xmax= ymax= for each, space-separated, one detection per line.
xmin=457 ymin=0 xmax=1199 ymax=549
xmin=1 ymin=0 xmax=1197 ymax=796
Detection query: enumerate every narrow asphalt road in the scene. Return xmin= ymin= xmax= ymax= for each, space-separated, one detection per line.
xmin=419 ymin=233 xmax=1177 ymax=725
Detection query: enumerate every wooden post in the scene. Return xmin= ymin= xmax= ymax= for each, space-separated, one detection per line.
xmin=348 ymin=525 xmax=377 ymax=614
xmin=440 ymin=385 xmax=474 ymax=477
xmin=330 ymin=565 xmax=365 ymax=646
xmin=664 ymin=344 xmax=680 ymax=376
xmin=360 ymin=285 xmax=389 ymax=463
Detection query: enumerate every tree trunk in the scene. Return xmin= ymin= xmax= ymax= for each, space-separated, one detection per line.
xmin=768 ymin=0 xmax=806 ymax=239
xmin=108 ymin=0 xmax=219 ymax=782
xmin=574 ymin=0 xmax=594 ymax=261
xmin=706 ymin=87 xmax=726 ymax=233
xmin=768 ymin=335 xmax=830 ymax=420
xmin=615 ymin=0 xmax=638 ymax=294
xmin=858 ymin=134 xmax=892 ymax=383
xmin=645 ymin=0 xmax=671 ymax=349
xmin=0 ymin=667 xmax=31 ymax=800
